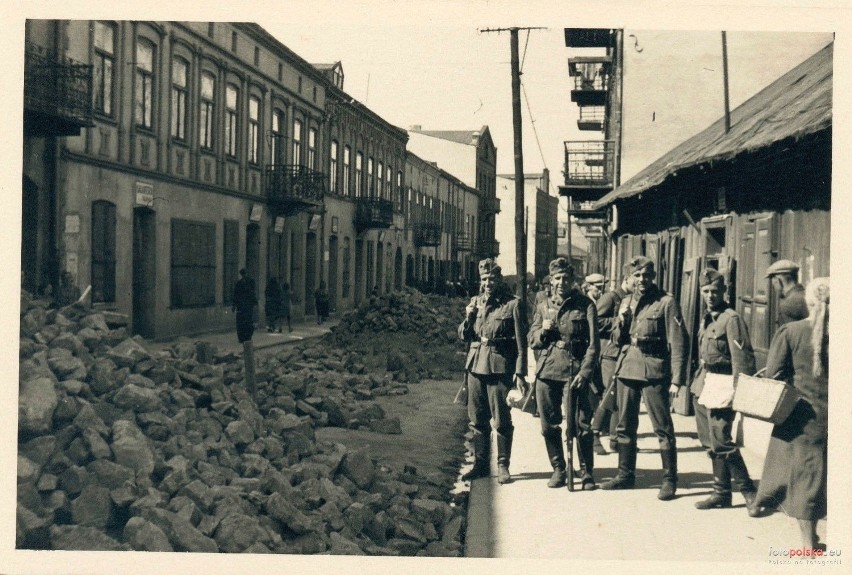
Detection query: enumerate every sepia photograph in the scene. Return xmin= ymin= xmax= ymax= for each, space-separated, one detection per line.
xmin=4 ymin=1 xmax=850 ymax=573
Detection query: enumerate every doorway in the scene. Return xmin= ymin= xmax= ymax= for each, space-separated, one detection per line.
xmin=328 ymin=235 xmax=338 ymax=311
xmin=305 ymin=231 xmax=317 ymax=315
xmin=132 ymin=207 xmax=156 ymax=338
xmin=394 ymin=247 xmax=403 ymax=290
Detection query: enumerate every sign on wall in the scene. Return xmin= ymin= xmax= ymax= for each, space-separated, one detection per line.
xmin=250 ymin=203 xmax=263 ymax=222
xmin=274 ymin=217 xmax=285 ymax=234
xmin=309 ymin=214 xmax=321 ymax=231
xmin=331 ymin=216 xmax=339 ymax=233
xmin=135 ymin=182 xmax=154 ymax=207
xmin=64 ymin=214 xmax=80 ymax=234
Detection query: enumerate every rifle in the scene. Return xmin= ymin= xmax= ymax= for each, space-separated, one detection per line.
xmin=454 ymin=294 xmax=482 ymax=406
xmin=566 ymin=384 xmax=580 ymax=492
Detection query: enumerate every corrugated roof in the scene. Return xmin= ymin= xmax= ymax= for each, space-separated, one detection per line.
xmin=595 ymin=42 xmax=832 ymax=208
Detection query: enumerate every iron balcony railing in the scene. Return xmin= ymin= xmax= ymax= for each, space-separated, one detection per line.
xmin=455 ymin=233 xmax=473 ymax=252
xmin=480 ymin=195 xmax=501 ymax=214
xmin=413 ymin=222 xmax=442 ymax=247
xmin=577 ymin=105 xmax=606 ymax=132
xmin=24 ymin=41 xmax=93 ymax=136
xmin=265 ymin=164 xmax=326 ymax=214
xmin=476 ymin=238 xmax=500 ymax=258
xmin=568 ymin=57 xmax=611 ymax=107
xmin=355 ymin=197 xmax=394 ymax=231
xmin=563 ymin=140 xmax=615 ymax=190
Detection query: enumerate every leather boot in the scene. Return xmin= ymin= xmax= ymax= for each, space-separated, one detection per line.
xmin=578 ymin=433 xmax=596 ymax=490
xmin=544 ymin=431 xmax=566 ymax=487
xmin=695 ymin=455 xmax=733 ymax=509
xmin=461 ymin=431 xmax=489 ymax=481
xmin=601 ymin=444 xmax=636 ymax=490
xmin=593 ymin=434 xmax=607 ymax=456
xmin=726 ymin=450 xmax=757 ymax=505
xmin=496 ymin=431 xmax=513 ymax=484
xmin=658 ymin=449 xmax=678 ymax=501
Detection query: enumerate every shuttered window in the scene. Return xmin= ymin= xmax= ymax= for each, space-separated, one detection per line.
xmin=170 ymin=219 xmax=216 ymax=308
xmin=91 ymin=201 xmax=116 ymax=303
xmin=223 ymin=219 xmax=239 ymax=306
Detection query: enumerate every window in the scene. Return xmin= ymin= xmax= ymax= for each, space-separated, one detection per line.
xmin=377 ymin=161 xmax=384 ymax=198
xmin=368 ymin=157 xmax=374 ymax=197
xmin=330 ymin=140 xmax=339 ymax=193
xmin=397 ymin=170 xmax=403 ymax=210
xmin=386 ymin=165 xmax=393 ymax=202
xmin=91 ymin=201 xmax=116 ymax=303
xmin=343 ymin=146 xmax=351 ymax=196
xmin=271 ymin=109 xmax=285 ymax=164
xmin=171 ymin=57 xmax=188 ymax=140
xmin=298 ymin=76 xmax=302 ymax=93
xmin=200 ymin=72 xmax=215 ymax=150
xmin=278 ymin=63 xmax=283 ymax=82
xmin=223 ymin=219 xmax=239 ymax=306
xmin=225 ymin=84 xmax=238 ymax=157
xmin=292 ymin=119 xmax=302 ymax=166
xmin=355 ymin=151 xmax=363 ymax=197
xmin=171 ymin=219 xmax=216 ymax=308
xmin=93 ymin=22 xmax=115 ymax=116
xmin=254 ymin=46 xmax=260 ymax=66
xmin=342 ymin=237 xmax=351 ymax=298
xmin=135 ymin=39 xmax=155 ymax=129
xmin=308 ymin=127 xmax=317 ymax=169
xmin=249 ymin=96 xmax=260 ymax=163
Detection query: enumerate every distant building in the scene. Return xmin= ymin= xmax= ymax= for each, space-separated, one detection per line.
xmin=494 ymin=170 xmax=557 ymax=282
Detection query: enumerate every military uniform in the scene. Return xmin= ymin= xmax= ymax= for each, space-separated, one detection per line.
xmin=529 ymin=276 xmax=600 ymax=488
xmin=603 ymin=257 xmax=688 ymax=500
xmin=778 ymin=283 xmax=808 ymax=326
xmin=595 ymin=283 xmax=626 ymax=441
xmin=459 ymin=259 xmax=527 ymax=483
xmin=690 ymin=270 xmax=757 ymax=509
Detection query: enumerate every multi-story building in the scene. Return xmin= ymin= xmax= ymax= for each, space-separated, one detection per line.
xmin=407 ymin=126 xmax=500 ymax=262
xmin=494 ymin=170 xmax=557 ymax=282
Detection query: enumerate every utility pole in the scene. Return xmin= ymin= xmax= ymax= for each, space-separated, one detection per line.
xmin=721 ymin=31 xmax=731 ymax=133
xmin=481 ymin=26 xmax=544 ymax=322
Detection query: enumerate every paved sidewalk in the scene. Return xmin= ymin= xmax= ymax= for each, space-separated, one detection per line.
xmin=147 ymin=316 xmax=339 ymax=356
xmin=464 ymin=355 xmax=828 ymax=561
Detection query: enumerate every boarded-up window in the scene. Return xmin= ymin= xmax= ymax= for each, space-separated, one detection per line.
xmin=171 ymin=219 xmax=215 ymax=308
xmin=223 ymin=219 xmax=239 ymax=306
xmin=91 ymin=201 xmax=116 ymax=303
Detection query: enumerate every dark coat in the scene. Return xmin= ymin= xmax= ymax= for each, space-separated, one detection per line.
xmin=613 ymin=284 xmax=689 ymax=385
xmin=528 ymin=289 xmax=600 ymax=383
xmin=690 ymin=305 xmax=755 ymax=397
xmin=596 ymin=286 xmax=626 ymax=362
xmin=459 ymin=286 xmax=528 ymax=376
xmin=778 ymin=283 xmax=808 ymax=326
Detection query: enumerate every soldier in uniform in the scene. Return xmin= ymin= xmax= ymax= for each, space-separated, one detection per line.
xmin=690 ymin=269 xmax=758 ymax=510
xmin=594 ymin=265 xmax=632 ymax=452
xmin=459 ymin=258 xmax=528 ymax=484
xmin=766 ymin=259 xmax=808 ymax=327
xmin=528 ymin=257 xmax=600 ymax=490
xmin=601 ymin=256 xmax=688 ymax=501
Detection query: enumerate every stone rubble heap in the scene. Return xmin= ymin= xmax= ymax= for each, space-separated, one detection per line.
xmin=17 ymin=290 xmax=467 ymax=555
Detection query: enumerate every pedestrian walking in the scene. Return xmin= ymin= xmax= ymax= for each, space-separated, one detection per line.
xmin=315 ymin=280 xmax=330 ymax=324
xmin=690 ymin=269 xmax=758 ymax=511
xmin=528 ymin=257 xmax=600 ymax=490
xmin=600 ymin=256 xmax=688 ymax=501
xmin=279 ymin=279 xmax=292 ymax=332
xmin=749 ymin=277 xmax=829 ymax=551
xmin=593 ymin=265 xmax=631 ymax=453
xmin=265 ymin=276 xmax=283 ymax=333
xmin=232 ymin=268 xmax=258 ymax=399
xmin=459 ymin=258 xmax=528 ymax=484
xmin=766 ymin=259 xmax=808 ymax=327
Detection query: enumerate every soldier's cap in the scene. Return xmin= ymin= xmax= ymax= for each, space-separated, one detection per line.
xmin=765 ymin=259 xmax=799 ymax=278
xmin=548 ymin=257 xmax=573 ymax=276
xmin=478 ymin=258 xmax=502 ymax=278
xmin=628 ymin=256 xmax=655 ymax=274
xmin=699 ymin=269 xmax=725 ymax=287
xmin=584 ymin=273 xmax=606 ymax=285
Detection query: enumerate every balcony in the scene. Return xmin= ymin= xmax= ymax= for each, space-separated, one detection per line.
xmin=480 ymin=195 xmax=501 ymax=215
xmin=355 ymin=197 xmax=394 ymax=232
xmin=265 ymin=164 xmax=325 ymax=216
xmin=577 ymin=105 xmax=605 ymax=132
xmin=569 ymin=57 xmax=611 ymax=107
xmin=570 ymin=198 xmax=609 ymax=226
xmin=455 ymin=233 xmax=473 ymax=252
xmin=413 ymin=222 xmax=442 ymax=247
xmin=24 ymin=41 xmax=94 ymax=137
xmin=476 ymin=238 xmax=500 ymax=258
xmin=561 ymin=140 xmax=615 ymax=194
xmin=564 ymin=28 xmax=613 ymax=48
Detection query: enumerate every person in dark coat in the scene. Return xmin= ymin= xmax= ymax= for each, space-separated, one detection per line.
xmin=232 ymin=268 xmax=257 ymax=343
xmin=766 ymin=259 xmax=808 ymax=327
xmin=265 ymin=277 xmax=282 ymax=333
xmin=749 ymin=277 xmax=829 ymax=551
xmin=690 ymin=269 xmax=757 ymax=510
xmin=279 ymin=279 xmax=292 ymax=332
xmin=600 ymin=256 xmax=689 ymax=501
xmin=528 ymin=257 xmax=600 ymax=490
xmin=315 ymin=280 xmax=330 ymax=324
xmin=459 ymin=258 xmax=528 ymax=484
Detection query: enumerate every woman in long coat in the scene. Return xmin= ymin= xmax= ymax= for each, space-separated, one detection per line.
xmin=749 ymin=277 xmax=829 ymax=550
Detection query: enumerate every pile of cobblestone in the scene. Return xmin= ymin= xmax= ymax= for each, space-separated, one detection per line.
xmin=17 ymin=291 xmax=466 ymax=555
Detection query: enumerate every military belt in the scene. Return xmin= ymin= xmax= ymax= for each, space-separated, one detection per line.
xmin=479 ymin=337 xmax=511 ymax=346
